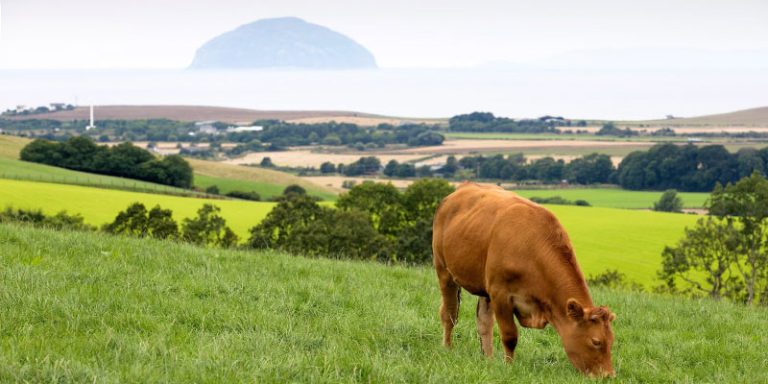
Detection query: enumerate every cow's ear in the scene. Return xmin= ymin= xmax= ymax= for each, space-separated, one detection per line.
xmin=566 ymin=298 xmax=584 ymax=320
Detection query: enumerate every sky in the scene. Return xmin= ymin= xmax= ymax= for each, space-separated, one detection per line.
xmin=1 ymin=0 xmax=768 ymax=69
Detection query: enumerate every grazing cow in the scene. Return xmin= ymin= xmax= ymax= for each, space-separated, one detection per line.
xmin=432 ymin=183 xmax=616 ymax=377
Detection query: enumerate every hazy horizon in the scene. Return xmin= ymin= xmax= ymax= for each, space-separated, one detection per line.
xmin=2 ymin=0 xmax=768 ymax=69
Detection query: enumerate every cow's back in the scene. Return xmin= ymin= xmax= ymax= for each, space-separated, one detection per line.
xmin=433 ymin=183 xmax=569 ymax=297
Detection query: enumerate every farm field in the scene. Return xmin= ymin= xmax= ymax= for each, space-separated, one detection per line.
xmin=0 ymin=179 xmax=274 ymax=237
xmin=0 ymin=224 xmax=764 ymax=383
xmin=443 ymin=132 xmax=689 ymax=142
xmin=0 ymin=178 xmax=698 ymax=285
xmin=0 ymin=135 xmax=28 ymax=159
xmin=513 ymin=188 xmax=710 ymax=209
xmin=224 ymin=150 xmax=426 ymax=168
xmin=0 ymin=157 xmax=203 ymax=196
xmin=187 ymin=158 xmax=337 ymax=200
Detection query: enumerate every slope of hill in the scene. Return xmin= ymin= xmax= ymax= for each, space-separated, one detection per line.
xmin=188 ymin=158 xmax=337 ymax=201
xmin=1 ymin=224 xmax=765 ymax=382
xmin=623 ymin=106 xmax=768 ymax=127
xmin=0 ymin=177 xmax=698 ymax=284
xmin=190 ymin=17 xmax=377 ymax=69
xmin=8 ymin=105 xmax=380 ymax=124
xmin=0 ymin=179 xmax=274 ymax=237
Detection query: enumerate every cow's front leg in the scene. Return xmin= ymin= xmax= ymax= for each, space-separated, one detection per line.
xmin=491 ymin=296 xmax=519 ymax=362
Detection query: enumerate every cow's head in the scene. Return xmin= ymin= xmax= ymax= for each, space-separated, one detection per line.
xmin=561 ymin=298 xmax=616 ymax=377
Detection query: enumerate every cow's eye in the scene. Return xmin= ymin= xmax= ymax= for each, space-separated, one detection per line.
xmin=591 ymin=338 xmax=602 ymax=348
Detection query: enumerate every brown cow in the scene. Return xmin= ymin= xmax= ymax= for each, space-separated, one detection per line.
xmin=432 ymin=183 xmax=616 ymax=377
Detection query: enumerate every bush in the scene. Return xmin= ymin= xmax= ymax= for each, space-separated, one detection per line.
xmin=226 ymin=190 xmax=261 ymax=201
xmin=182 ymin=204 xmax=238 ymax=248
xmin=529 ymin=196 xmax=591 ymax=207
xmin=205 ymin=185 xmax=220 ymax=195
xmin=102 ymin=202 xmax=179 ymax=240
xmin=653 ymin=189 xmax=683 ymax=212
xmin=0 ymin=207 xmax=94 ymax=232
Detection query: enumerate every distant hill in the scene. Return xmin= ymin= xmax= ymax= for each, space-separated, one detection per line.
xmin=189 ymin=17 xmax=377 ymax=70
xmin=624 ymin=106 xmax=768 ymax=127
xmin=8 ymin=105 xmax=381 ymax=124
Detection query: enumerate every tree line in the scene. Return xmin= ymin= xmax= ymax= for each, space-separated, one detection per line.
xmin=20 ymin=137 xmax=194 ymax=188
xmin=448 ymin=112 xmax=578 ymax=133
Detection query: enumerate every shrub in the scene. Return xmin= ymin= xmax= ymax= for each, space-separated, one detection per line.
xmin=182 ymin=204 xmax=238 ymax=248
xmin=226 ymin=190 xmax=261 ymax=201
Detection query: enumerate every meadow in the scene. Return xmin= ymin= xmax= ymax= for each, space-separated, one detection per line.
xmin=0 ymin=179 xmax=275 ymax=238
xmin=0 ymin=224 xmax=765 ymax=383
xmin=513 ymin=188 xmax=709 ymax=209
xmin=0 ymin=178 xmax=699 ymax=285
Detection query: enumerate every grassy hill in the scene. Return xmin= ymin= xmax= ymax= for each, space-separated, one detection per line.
xmin=1 ymin=224 xmax=765 ymax=383
xmin=188 ymin=158 xmax=337 ymax=201
xmin=0 ymin=179 xmax=274 ymax=237
xmin=622 ymin=106 xmax=768 ymax=127
xmin=8 ymin=105 xmax=380 ymax=124
xmin=0 ymin=178 xmax=699 ymax=285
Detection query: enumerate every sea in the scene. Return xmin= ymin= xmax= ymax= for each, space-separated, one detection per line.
xmin=0 ymin=68 xmax=766 ymax=120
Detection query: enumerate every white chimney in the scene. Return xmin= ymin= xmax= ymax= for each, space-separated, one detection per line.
xmin=86 ymin=105 xmax=96 ymax=131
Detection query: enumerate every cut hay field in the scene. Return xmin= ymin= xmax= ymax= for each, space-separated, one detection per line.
xmin=0 ymin=178 xmax=699 ymax=285
xmin=443 ymin=132 xmax=688 ymax=142
xmin=0 ymin=179 xmax=274 ymax=238
xmin=1 ymin=224 xmax=765 ymax=383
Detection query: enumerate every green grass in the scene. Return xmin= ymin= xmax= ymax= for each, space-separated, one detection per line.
xmin=0 ymin=179 xmax=274 ymax=238
xmin=0 ymin=178 xmax=699 ymax=286
xmin=188 ymin=158 xmax=337 ymax=201
xmin=0 ymin=157 xmax=204 ymax=196
xmin=512 ymin=188 xmax=709 ymax=209
xmin=1 ymin=224 xmax=765 ymax=383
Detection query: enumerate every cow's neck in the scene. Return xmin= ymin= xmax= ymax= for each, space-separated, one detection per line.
xmin=540 ymin=258 xmax=593 ymax=333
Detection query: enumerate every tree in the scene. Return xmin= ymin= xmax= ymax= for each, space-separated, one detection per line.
xmin=708 ymin=172 xmax=768 ymax=305
xmin=260 ymin=157 xmax=274 ymax=167
xmin=337 ymin=182 xmax=404 ymax=236
xmin=564 ymin=153 xmax=614 ymax=184
xmin=182 ymin=204 xmax=238 ymax=248
xmin=102 ymin=202 xmax=179 ymax=240
xmin=659 ymin=217 xmax=742 ymax=300
xmin=383 ymin=160 xmax=399 ymax=177
xmin=653 ymin=189 xmax=683 ymax=212
xmin=283 ymin=184 xmax=307 ymax=196
xmin=320 ymin=161 xmax=336 ymax=174
xmin=206 ymin=185 xmax=220 ymax=195
xmin=249 ymin=194 xmax=323 ymax=249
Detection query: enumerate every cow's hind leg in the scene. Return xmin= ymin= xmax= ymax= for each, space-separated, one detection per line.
xmin=476 ymin=297 xmax=494 ymax=357
xmin=438 ymin=278 xmax=461 ymax=348
xmin=491 ymin=297 xmax=519 ymax=362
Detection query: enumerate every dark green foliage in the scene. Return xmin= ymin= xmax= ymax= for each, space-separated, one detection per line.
xmin=205 ymin=185 xmax=220 ymax=195
xmin=20 ymin=137 xmax=193 ymax=188
xmin=260 ymin=157 xmax=274 ymax=167
xmin=102 ymin=202 xmax=179 ymax=240
xmin=564 ymin=153 xmax=613 ymax=184
xmin=319 ymin=161 xmax=336 ymax=174
xmin=595 ymin=122 xmax=637 ymax=137
xmin=448 ymin=112 xmax=563 ymax=133
xmin=225 ymin=190 xmax=261 ymax=201
xmin=337 ymin=182 xmax=404 ymax=236
xmin=659 ymin=217 xmax=743 ymax=301
xmin=662 ymin=172 xmax=768 ymax=305
xmin=283 ymin=184 xmax=307 ymax=196
xmin=653 ymin=189 xmax=683 ymax=212
xmin=587 ymin=269 xmax=644 ymax=291
xmin=615 ymin=143 xmax=755 ymax=192
xmin=181 ymin=204 xmax=238 ymax=248
xmin=529 ymin=196 xmax=591 ymax=206
xmin=343 ymin=156 xmax=381 ymax=176
xmin=383 ymin=160 xmax=416 ymax=178
xmin=0 ymin=207 xmax=94 ymax=232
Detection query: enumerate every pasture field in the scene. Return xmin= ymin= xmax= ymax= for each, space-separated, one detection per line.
xmin=513 ymin=188 xmax=710 ymax=209
xmin=0 ymin=179 xmax=274 ymax=237
xmin=188 ymin=158 xmax=337 ymax=201
xmin=0 ymin=157 xmax=204 ymax=196
xmin=0 ymin=135 xmax=28 ymax=159
xmin=0 ymin=178 xmax=699 ymax=285
xmin=1 ymin=224 xmax=765 ymax=383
